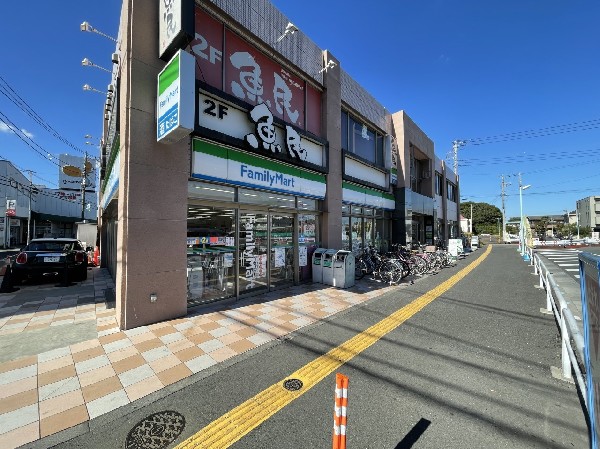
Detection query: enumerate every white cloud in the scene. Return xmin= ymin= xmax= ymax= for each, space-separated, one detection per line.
xmin=0 ymin=122 xmax=34 ymax=139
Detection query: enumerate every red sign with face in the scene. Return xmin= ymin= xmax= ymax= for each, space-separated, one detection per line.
xmin=191 ymin=6 xmax=322 ymax=136
xmin=224 ymin=30 xmax=305 ymax=128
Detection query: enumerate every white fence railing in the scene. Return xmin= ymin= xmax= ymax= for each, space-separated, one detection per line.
xmin=527 ymin=246 xmax=587 ymax=411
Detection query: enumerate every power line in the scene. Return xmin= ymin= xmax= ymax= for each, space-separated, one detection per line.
xmin=0 ymin=76 xmax=100 ymax=160
xmin=0 ymin=112 xmax=62 ymax=167
xmin=462 ymin=118 xmax=600 ymax=146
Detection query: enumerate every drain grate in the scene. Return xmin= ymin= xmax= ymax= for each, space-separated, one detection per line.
xmin=125 ymin=411 xmax=186 ymax=449
xmin=283 ymin=378 xmax=303 ymax=391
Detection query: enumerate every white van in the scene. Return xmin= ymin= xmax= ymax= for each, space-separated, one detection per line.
xmin=471 ymin=235 xmax=479 ymax=250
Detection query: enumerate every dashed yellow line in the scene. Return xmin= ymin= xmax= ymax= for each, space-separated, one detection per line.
xmin=176 ymin=245 xmax=493 ymax=449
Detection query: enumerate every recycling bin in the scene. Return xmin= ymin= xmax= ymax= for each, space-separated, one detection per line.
xmin=332 ymin=250 xmax=355 ymax=288
xmin=321 ymin=249 xmax=338 ymax=286
xmin=312 ymin=248 xmax=328 ymax=283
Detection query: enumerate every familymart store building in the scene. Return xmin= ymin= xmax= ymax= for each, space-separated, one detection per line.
xmin=102 ymin=0 xmax=397 ymax=330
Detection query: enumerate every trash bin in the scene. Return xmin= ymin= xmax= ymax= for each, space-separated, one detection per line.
xmin=332 ymin=250 xmax=355 ymax=288
xmin=312 ymin=248 xmax=328 ymax=283
xmin=321 ymin=249 xmax=338 ymax=286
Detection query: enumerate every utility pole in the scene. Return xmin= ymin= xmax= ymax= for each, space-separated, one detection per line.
xmin=24 ymin=170 xmax=34 ymax=244
xmin=81 ymin=152 xmax=88 ymax=222
xmin=500 ymin=175 xmax=510 ymax=242
xmin=451 ymin=140 xmax=466 ymax=176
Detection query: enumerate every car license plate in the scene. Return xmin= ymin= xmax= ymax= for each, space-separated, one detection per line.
xmin=44 ymin=257 xmax=60 ymax=263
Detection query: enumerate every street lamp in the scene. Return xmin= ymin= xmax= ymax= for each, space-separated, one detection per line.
xmin=519 ymin=183 xmax=531 ymax=257
xmin=82 ymin=58 xmax=112 ymax=73
xmin=83 ymin=84 xmax=107 ymax=95
xmin=80 ymin=21 xmax=117 ymax=42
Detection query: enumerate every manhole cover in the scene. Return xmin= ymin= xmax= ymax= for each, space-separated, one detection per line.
xmin=125 ymin=410 xmax=186 ymax=449
xmin=283 ymin=378 xmax=303 ymax=391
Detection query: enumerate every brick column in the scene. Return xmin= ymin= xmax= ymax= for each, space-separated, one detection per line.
xmin=115 ymin=0 xmax=188 ymax=329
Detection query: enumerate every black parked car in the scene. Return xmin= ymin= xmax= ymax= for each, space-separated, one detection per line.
xmin=12 ymin=238 xmax=89 ymax=284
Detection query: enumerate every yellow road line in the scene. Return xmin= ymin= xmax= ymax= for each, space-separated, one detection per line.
xmin=177 ymin=245 xmax=493 ymax=449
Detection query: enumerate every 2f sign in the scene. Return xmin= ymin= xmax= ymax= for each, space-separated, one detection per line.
xmin=192 ymin=34 xmax=222 ymax=65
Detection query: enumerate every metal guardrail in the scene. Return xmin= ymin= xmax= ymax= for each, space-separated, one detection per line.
xmin=526 ymin=246 xmax=588 ymax=411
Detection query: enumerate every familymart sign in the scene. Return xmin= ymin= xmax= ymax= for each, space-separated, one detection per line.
xmin=192 ymin=139 xmax=326 ymax=198
xmin=157 ymin=50 xmax=194 ymax=143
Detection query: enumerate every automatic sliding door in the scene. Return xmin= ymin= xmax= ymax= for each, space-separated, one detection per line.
xmin=239 ymin=212 xmax=268 ymax=295
xmin=270 ymin=214 xmax=294 ymax=288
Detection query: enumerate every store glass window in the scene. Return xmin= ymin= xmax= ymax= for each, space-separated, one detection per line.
xmin=341 ymin=111 xmax=348 ymax=151
xmin=351 ymin=216 xmax=363 ymax=253
xmin=299 ymin=214 xmax=319 ymax=282
xmin=375 ymin=217 xmax=389 ymax=253
xmin=342 ymin=112 xmax=385 ymax=167
xmin=364 ymin=218 xmax=374 ymax=249
xmin=352 ymin=206 xmax=363 ymax=215
xmin=342 ymin=204 xmax=350 ymax=215
xmin=298 ymin=198 xmax=318 ymax=210
xmin=342 ymin=216 xmax=350 ymax=251
xmin=187 ymin=206 xmax=236 ymax=307
xmin=239 ymin=189 xmax=295 ymax=208
xmin=188 ymin=181 xmax=235 ymax=202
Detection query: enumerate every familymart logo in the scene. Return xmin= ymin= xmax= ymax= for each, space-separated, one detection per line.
xmin=240 ymin=165 xmax=295 ymax=188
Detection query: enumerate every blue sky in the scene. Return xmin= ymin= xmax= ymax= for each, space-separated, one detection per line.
xmin=1 ymin=1 xmax=598 ymax=221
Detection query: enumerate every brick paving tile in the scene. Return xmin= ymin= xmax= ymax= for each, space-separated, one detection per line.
xmin=0 ymin=355 xmax=37 ymax=375
xmin=39 ymin=389 xmax=85 ymax=420
xmin=0 ymin=376 xmax=37 ymax=400
xmin=174 ymin=346 xmax=205 ymax=363
xmin=125 ymin=375 xmax=164 ymax=402
xmin=98 ymin=331 xmax=128 ymax=345
xmin=227 ymin=339 xmax=257 ymax=354
xmin=151 ymin=325 xmax=177 ymax=337
xmin=40 ymin=404 xmax=89 ymax=438
xmin=0 ymin=389 xmax=38 ymax=415
xmin=81 ymin=376 xmax=123 ymax=403
xmin=0 ymin=421 xmax=39 ymax=449
xmin=77 ymin=364 xmax=118 ymax=388
xmin=148 ymin=354 xmax=182 ymax=374
xmin=133 ymin=338 xmax=163 ymax=353
xmin=38 ymin=365 xmax=77 ymax=387
xmin=112 ymin=354 xmax=146 ymax=375
xmin=156 ymin=363 xmax=193 ymax=386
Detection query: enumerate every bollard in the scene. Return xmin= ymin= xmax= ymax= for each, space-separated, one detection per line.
xmin=0 ymin=264 xmax=19 ymax=293
xmin=333 ymin=373 xmax=349 ymax=449
xmin=59 ymin=258 xmax=71 ymax=287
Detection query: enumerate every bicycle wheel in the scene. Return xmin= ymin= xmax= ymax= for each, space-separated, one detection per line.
xmin=378 ymin=261 xmax=396 ymax=284
xmin=355 ymin=258 xmax=367 ymax=280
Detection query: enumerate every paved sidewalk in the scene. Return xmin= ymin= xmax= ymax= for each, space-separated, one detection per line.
xmin=0 ymin=267 xmax=397 ymax=448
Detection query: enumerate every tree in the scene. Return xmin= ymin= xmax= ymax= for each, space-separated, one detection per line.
xmin=459 ymin=201 xmax=502 ymax=235
xmin=533 ymin=216 xmax=549 ymax=239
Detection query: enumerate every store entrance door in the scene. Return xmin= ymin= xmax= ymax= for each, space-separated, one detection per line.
xmin=239 ymin=212 xmax=269 ymax=295
xmin=270 ymin=213 xmax=294 ymax=288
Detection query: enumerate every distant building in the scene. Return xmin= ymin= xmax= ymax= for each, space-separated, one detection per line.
xmin=0 ymin=160 xmax=97 ymax=248
xmin=576 ymin=196 xmax=600 ymax=233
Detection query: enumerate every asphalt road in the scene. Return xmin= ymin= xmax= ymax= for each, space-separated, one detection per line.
xmin=48 ymin=245 xmax=588 ymax=449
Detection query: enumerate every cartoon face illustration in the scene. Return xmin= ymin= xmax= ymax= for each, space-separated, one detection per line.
xmin=230 ymin=52 xmax=264 ymax=102
xmin=273 ymin=73 xmax=299 ymax=123
xmin=257 ymin=120 xmax=276 ymax=145
xmin=245 ymin=103 xmax=280 ymax=153
xmin=285 ymin=125 xmax=307 ymax=160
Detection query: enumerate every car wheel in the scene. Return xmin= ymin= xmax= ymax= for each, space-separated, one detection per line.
xmin=78 ymin=267 xmax=88 ymax=281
